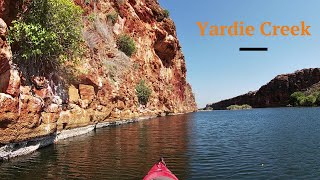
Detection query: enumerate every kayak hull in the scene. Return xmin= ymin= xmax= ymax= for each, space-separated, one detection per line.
xmin=143 ymin=160 xmax=178 ymax=180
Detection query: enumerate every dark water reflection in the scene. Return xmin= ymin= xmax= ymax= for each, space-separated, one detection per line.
xmin=0 ymin=114 xmax=192 ymax=180
xmin=1 ymin=108 xmax=320 ymax=179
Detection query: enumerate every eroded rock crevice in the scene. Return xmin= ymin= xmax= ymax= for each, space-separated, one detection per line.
xmin=154 ymin=29 xmax=177 ymax=68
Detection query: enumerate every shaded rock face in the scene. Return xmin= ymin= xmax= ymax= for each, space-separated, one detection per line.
xmin=0 ymin=0 xmax=21 ymax=25
xmin=207 ymin=68 xmax=320 ymax=110
xmin=0 ymin=17 xmax=20 ymax=98
xmin=0 ymin=69 xmax=20 ymax=96
xmin=0 ymin=0 xmax=197 ymax=144
xmin=0 ymin=18 xmax=10 ymax=73
xmin=154 ymin=29 xmax=177 ymax=68
xmin=0 ymin=18 xmax=13 ymax=91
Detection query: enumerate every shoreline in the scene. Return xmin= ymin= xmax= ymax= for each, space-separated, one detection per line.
xmin=205 ymin=106 xmax=320 ymax=111
xmin=0 ymin=113 xmax=190 ymax=161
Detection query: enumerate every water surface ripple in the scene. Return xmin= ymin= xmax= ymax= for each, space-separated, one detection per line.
xmin=1 ymin=108 xmax=320 ymax=179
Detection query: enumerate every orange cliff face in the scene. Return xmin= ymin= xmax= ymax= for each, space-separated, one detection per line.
xmin=0 ymin=0 xmax=197 ymax=144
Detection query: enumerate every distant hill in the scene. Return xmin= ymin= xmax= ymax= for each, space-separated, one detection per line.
xmin=206 ymin=68 xmax=320 ymax=110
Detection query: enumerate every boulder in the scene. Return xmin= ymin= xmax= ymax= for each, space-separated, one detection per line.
xmin=0 ymin=69 xmax=20 ymax=97
xmin=20 ymin=94 xmax=43 ymax=113
xmin=44 ymin=103 xmax=60 ymax=113
xmin=57 ymin=106 xmax=92 ymax=130
xmin=97 ymin=83 xmax=112 ymax=106
xmin=32 ymin=86 xmax=53 ymax=99
xmin=31 ymin=76 xmax=49 ymax=89
xmin=117 ymin=100 xmax=125 ymax=110
xmin=31 ymin=76 xmax=53 ymax=99
xmin=79 ymin=84 xmax=95 ymax=102
xmin=20 ymin=86 xmax=31 ymax=95
xmin=0 ymin=93 xmax=18 ymax=122
xmin=78 ymin=99 xmax=90 ymax=109
xmin=68 ymin=85 xmax=80 ymax=103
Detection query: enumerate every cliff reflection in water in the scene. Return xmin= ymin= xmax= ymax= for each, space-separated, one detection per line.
xmin=0 ymin=114 xmax=194 ymax=179
xmin=3 ymin=109 xmax=320 ymax=179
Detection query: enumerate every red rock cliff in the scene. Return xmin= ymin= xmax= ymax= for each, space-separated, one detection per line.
xmin=0 ymin=0 xmax=197 ymax=144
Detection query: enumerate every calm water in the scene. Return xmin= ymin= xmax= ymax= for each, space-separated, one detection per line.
xmin=1 ymin=108 xmax=320 ymax=179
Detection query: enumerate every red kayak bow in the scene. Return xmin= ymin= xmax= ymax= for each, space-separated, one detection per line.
xmin=143 ymin=158 xmax=179 ymax=180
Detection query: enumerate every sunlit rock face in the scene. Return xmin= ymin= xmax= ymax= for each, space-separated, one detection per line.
xmin=0 ymin=0 xmax=197 ymax=144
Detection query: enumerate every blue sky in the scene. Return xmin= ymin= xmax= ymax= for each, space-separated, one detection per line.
xmin=158 ymin=0 xmax=320 ymax=108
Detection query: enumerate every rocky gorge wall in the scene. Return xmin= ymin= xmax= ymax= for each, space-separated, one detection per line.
xmin=207 ymin=68 xmax=320 ymax=110
xmin=0 ymin=0 xmax=197 ymax=157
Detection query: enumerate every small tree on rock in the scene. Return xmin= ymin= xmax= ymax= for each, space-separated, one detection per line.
xmin=116 ymin=34 xmax=136 ymax=57
xmin=8 ymin=0 xmax=83 ymax=75
xmin=136 ymin=80 xmax=152 ymax=105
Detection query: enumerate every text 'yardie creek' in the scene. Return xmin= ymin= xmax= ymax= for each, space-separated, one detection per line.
xmin=197 ymin=21 xmax=311 ymax=36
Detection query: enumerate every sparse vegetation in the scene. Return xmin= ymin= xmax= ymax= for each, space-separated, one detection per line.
xmin=116 ymin=34 xmax=136 ymax=57
xmin=136 ymin=80 xmax=152 ymax=105
xmin=290 ymin=91 xmax=320 ymax=107
xmin=206 ymin=106 xmax=213 ymax=110
xmin=103 ymin=60 xmax=117 ymax=82
xmin=201 ymin=106 xmax=213 ymax=111
xmin=88 ymin=13 xmax=95 ymax=22
xmin=155 ymin=9 xmax=170 ymax=22
xmin=227 ymin=104 xmax=252 ymax=110
xmin=133 ymin=63 xmax=139 ymax=70
xmin=8 ymin=0 xmax=83 ymax=75
xmin=107 ymin=12 xmax=118 ymax=24
xmin=163 ymin=9 xmax=170 ymax=18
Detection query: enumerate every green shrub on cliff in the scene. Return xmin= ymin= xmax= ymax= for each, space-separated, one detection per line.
xmin=136 ymin=80 xmax=152 ymax=105
xmin=163 ymin=9 xmax=170 ymax=18
xmin=107 ymin=12 xmax=118 ymax=24
xmin=155 ymin=9 xmax=170 ymax=22
xmin=8 ymin=0 xmax=83 ymax=74
xmin=116 ymin=34 xmax=136 ymax=57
